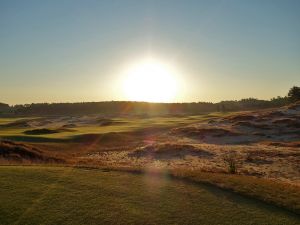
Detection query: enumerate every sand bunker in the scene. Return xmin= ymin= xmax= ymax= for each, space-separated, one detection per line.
xmin=24 ymin=128 xmax=75 ymax=135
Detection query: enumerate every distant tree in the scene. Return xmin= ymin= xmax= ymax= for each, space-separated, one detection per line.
xmin=270 ymin=96 xmax=289 ymax=106
xmin=0 ymin=103 xmax=9 ymax=108
xmin=218 ymin=103 xmax=226 ymax=112
xmin=287 ymin=86 xmax=300 ymax=102
xmin=0 ymin=103 xmax=10 ymax=113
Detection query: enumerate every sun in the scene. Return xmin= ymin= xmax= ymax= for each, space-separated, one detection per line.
xmin=122 ymin=59 xmax=178 ymax=102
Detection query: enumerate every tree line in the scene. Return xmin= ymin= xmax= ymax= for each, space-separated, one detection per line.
xmin=1 ymin=86 xmax=299 ymax=116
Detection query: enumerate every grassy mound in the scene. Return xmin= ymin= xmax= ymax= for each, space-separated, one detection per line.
xmin=0 ymin=166 xmax=299 ymax=225
xmin=172 ymin=127 xmax=239 ymax=137
xmin=0 ymin=120 xmax=31 ymax=128
xmin=0 ymin=141 xmax=63 ymax=163
xmin=62 ymin=123 xmax=77 ymax=128
xmin=272 ymin=118 xmax=300 ymax=128
xmin=226 ymin=114 xmax=256 ymax=121
xmin=233 ymin=121 xmax=271 ymax=129
xmin=96 ymin=118 xmax=127 ymax=126
xmin=261 ymin=141 xmax=300 ymax=148
xmin=130 ymin=143 xmax=213 ymax=159
xmin=71 ymin=132 xmax=135 ymax=145
xmin=287 ymin=101 xmax=300 ymax=110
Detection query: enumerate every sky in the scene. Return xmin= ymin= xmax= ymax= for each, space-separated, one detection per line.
xmin=0 ymin=0 xmax=299 ymax=104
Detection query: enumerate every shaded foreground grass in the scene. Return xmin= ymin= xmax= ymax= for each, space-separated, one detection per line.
xmin=0 ymin=166 xmax=299 ymax=225
xmin=75 ymin=165 xmax=300 ymax=214
xmin=171 ymin=169 xmax=300 ymax=214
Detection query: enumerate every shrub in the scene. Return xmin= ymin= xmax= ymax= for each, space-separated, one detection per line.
xmin=287 ymin=86 xmax=300 ymax=102
xmin=222 ymin=151 xmax=240 ymax=174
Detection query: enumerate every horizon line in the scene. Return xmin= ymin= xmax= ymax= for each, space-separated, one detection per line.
xmin=2 ymin=96 xmax=287 ymax=106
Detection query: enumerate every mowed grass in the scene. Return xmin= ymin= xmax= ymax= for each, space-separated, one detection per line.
xmin=0 ymin=114 xmax=224 ymax=142
xmin=0 ymin=166 xmax=299 ymax=225
xmin=0 ymin=117 xmax=35 ymax=125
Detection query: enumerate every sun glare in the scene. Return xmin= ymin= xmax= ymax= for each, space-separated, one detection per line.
xmin=122 ymin=59 xmax=178 ymax=102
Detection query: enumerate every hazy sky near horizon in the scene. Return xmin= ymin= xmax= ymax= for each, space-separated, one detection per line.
xmin=0 ymin=0 xmax=299 ymax=104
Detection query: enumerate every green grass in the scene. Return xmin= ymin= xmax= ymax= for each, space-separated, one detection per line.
xmin=170 ymin=169 xmax=300 ymax=214
xmin=0 ymin=117 xmax=39 ymax=125
xmin=0 ymin=114 xmax=223 ymax=142
xmin=0 ymin=166 xmax=299 ymax=225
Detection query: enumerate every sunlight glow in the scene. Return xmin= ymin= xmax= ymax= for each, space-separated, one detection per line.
xmin=122 ymin=59 xmax=178 ymax=102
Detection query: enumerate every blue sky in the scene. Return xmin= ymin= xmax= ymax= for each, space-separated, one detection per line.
xmin=0 ymin=0 xmax=299 ymax=104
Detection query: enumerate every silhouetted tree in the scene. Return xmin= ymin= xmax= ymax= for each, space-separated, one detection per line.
xmin=287 ymin=86 xmax=300 ymax=102
xmin=270 ymin=96 xmax=289 ymax=106
xmin=5 ymin=86 xmax=299 ymax=116
xmin=0 ymin=103 xmax=10 ymax=114
xmin=0 ymin=103 xmax=9 ymax=109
